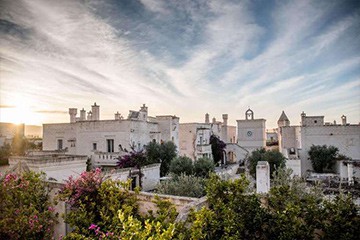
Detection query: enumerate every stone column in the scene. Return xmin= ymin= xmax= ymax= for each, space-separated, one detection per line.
xmin=348 ymin=162 xmax=354 ymax=186
xmin=256 ymin=161 xmax=270 ymax=193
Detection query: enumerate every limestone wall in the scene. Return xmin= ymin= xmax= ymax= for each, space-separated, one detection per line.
xmin=299 ymin=125 xmax=360 ymax=175
xmin=48 ymin=181 xmax=199 ymax=239
xmin=43 ymin=119 xmax=168 ymax=157
xmin=237 ymin=119 xmax=266 ymax=151
xmin=9 ymin=155 xmax=87 ymax=182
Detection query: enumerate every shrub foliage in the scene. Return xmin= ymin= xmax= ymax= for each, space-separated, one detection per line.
xmin=169 ymin=156 xmax=194 ymax=176
xmin=308 ymin=144 xmax=340 ymax=173
xmin=248 ymin=148 xmax=286 ymax=178
xmin=0 ymin=171 xmax=57 ymax=240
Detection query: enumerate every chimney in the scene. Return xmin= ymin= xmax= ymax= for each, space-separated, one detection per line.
xmin=222 ymin=114 xmax=228 ymax=126
xmin=69 ymin=108 xmax=77 ymax=123
xmin=87 ymin=111 xmax=92 ymax=120
xmin=115 ymin=111 xmax=122 ymax=120
xmin=205 ymin=113 xmax=209 ymax=124
xmin=140 ymin=103 xmax=148 ymax=112
xmin=80 ymin=108 xmax=86 ymax=121
xmin=212 ymin=117 xmax=216 ymax=124
xmin=341 ymin=115 xmax=347 ymax=125
xmin=301 ymin=111 xmax=306 ymax=126
xmin=91 ymin=102 xmax=100 ymax=120
xmin=140 ymin=104 xmax=148 ymax=121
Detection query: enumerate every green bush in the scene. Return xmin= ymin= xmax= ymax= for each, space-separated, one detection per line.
xmin=308 ymin=145 xmax=339 ymax=173
xmin=145 ymin=141 xmax=177 ymax=177
xmin=248 ymin=148 xmax=285 ymax=178
xmin=194 ymin=157 xmax=215 ymax=178
xmin=169 ymin=156 xmax=194 ymax=175
xmin=0 ymin=171 xmax=57 ymax=240
xmin=156 ymin=174 xmax=205 ymax=198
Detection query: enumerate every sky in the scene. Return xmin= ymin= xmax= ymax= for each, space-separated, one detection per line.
xmin=0 ymin=0 xmax=359 ymax=128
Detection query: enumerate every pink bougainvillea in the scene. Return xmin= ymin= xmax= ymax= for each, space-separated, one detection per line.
xmin=0 ymin=171 xmax=57 ymax=240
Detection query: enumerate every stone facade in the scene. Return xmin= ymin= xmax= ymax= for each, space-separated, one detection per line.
xmin=256 ymin=161 xmax=270 ymax=193
xmin=8 ymin=153 xmax=88 ymax=182
xmin=103 ymin=163 xmax=161 ymax=191
xmin=179 ymin=113 xmax=236 ymax=160
xmin=278 ymin=112 xmax=360 ymax=176
xmin=43 ymin=103 xmax=179 ymax=167
xmin=237 ymin=109 xmax=266 ymax=152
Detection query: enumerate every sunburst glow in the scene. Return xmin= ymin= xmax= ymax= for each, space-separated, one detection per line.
xmin=0 ymin=97 xmax=42 ymax=125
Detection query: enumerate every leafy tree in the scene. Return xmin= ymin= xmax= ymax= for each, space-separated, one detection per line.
xmin=169 ymin=156 xmax=193 ymax=175
xmin=210 ymin=134 xmax=226 ymax=165
xmin=0 ymin=171 xmax=57 ymax=240
xmin=322 ymin=194 xmax=360 ymax=240
xmin=117 ymin=149 xmax=148 ymax=189
xmin=156 ymin=174 xmax=206 ymax=198
xmin=56 ymin=168 xmax=360 ymax=240
xmin=145 ymin=141 xmax=177 ymax=177
xmin=188 ymin=174 xmax=268 ymax=239
xmin=58 ymin=169 xmax=186 ymax=240
xmin=248 ymin=148 xmax=285 ymax=178
xmin=194 ymin=157 xmax=215 ymax=178
xmin=57 ymin=168 xmax=139 ymax=238
xmin=308 ymin=145 xmax=339 ymax=173
xmin=266 ymin=168 xmax=325 ymax=239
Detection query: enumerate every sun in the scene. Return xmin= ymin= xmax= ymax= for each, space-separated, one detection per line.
xmin=0 ymin=98 xmax=43 ymax=125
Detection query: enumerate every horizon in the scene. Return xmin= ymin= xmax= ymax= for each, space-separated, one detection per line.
xmin=1 ymin=0 xmax=359 ymax=128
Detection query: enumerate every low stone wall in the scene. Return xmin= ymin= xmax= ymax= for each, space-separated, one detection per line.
xmin=136 ymin=191 xmax=200 ymax=216
xmin=47 ymin=181 xmax=201 ymax=239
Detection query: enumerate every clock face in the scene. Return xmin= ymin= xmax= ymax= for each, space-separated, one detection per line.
xmin=247 ymin=131 xmax=253 ymax=137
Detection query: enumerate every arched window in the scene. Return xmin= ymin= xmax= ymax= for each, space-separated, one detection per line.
xmin=245 ymin=108 xmax=254 ymax=120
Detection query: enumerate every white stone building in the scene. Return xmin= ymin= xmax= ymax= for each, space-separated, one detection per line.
xmin=43 ymin=103 xmax=179 ymax=167
xmin=237 ymin=109 xmax=266 ymax=152
xmin=278 ymin=111 xmax=360 ymax=176
xmin=8 ymin=152 xmax=88 ymax=182
xmin=179 ymin=114 xmax=236 ymax=161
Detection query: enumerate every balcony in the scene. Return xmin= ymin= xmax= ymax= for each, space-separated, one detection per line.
xmin=196 ymin=144 xmax=211 ymax=153
xmin=92 ymin=151 xmax=126 ymax=167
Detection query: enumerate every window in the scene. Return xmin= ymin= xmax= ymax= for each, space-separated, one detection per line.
xmin=57 ymin=139 xmax=63 ymax=150
xmin=107 ymin=139 xmax=114 ymax=152
xmin=289 ymin=148 xmax=296 ymax=155
xmin=93 ymin=143 xmax=97 ymax=151
xmin=131 ymin=176 xmax=137 ymax=190
xmin=199 ymin=136 xmax=203 ymax=145
xmin=314 ymin=120 xmax=317 ymax=123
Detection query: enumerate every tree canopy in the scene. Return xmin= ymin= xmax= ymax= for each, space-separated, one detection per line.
xmin=308 ymin=145 xmax=341 ymax=173
xmin=145 ymin=141 xmax=177 ymax=177
xmin=169 ymin=156 xmax=193 ymax=176
xmin=248 ymin=148 xmax=286 ymax=178
xmin=4 ymin=169 xmax=359 ymax=239
xmin=210 ymin=134 xmax=226 ymax=165
xmin=193 ymin=157 xmax=215 ymax=178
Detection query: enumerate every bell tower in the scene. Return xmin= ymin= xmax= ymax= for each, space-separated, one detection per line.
xmin=237 ymin=108 xmax=266 ymax=152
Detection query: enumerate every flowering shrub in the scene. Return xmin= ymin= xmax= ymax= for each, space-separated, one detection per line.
xmin=57 ymin=168 xmax=139 ymax=238
xmin=58 ymin=168 xmax=187 ymax=240
xmin=117 ymin=150 xmax=148 ymax=169
xmin=0 ymin=171 xmax=57 ymax=240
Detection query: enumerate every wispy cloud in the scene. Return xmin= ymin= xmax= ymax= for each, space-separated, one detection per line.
xmin=0 ymin=0 xmax=359 ymax=126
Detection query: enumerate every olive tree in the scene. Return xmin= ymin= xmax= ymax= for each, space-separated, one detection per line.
xmin=308 ymin=145 xmax=339 ymax=173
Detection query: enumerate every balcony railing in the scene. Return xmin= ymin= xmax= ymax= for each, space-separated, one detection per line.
xmin=196 ymin=144 xmax=211 ymax=153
